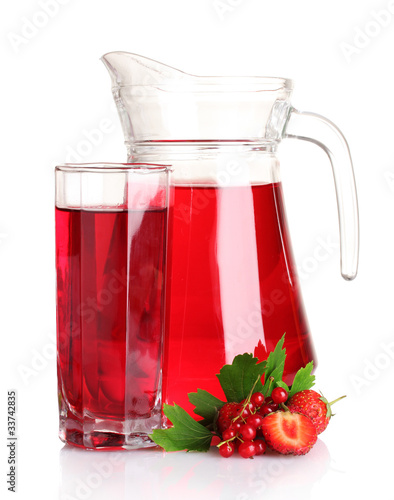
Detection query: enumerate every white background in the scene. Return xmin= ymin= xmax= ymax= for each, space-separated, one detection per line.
xmin=1 ymin=0 xmax=394 ymax=499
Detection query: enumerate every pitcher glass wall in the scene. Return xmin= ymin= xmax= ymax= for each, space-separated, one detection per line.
xmin=102 ymin=53 xmax=359 ymax=415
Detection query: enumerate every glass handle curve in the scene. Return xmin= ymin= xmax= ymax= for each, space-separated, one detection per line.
xmin=283 ymin=108 xmax=359 ymax=280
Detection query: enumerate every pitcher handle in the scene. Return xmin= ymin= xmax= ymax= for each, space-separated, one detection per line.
xmin=283 ymin=108 xmax=359 ymax=280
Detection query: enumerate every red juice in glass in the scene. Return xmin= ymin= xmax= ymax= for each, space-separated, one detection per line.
xmin=55 ymin=163 xmax=168 ymax=449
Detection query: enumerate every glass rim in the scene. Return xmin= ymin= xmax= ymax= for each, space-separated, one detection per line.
xmin=55 ymin=162 xmax=170 ymax=173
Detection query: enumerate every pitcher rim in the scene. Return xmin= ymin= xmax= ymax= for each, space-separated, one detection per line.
xmin=101 ymin=51 xmax=293 ymax=91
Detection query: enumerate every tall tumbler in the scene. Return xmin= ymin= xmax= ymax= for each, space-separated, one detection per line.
xmin=55 ymin=163 xmax=169 ymax=449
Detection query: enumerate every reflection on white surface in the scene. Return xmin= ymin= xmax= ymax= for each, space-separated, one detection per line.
xmin=59 ymin=439 xmax=334 ymax=500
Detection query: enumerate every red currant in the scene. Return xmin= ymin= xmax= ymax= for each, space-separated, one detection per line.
xmin=239 ymin=424 xmax=256 ymax=441
xmin=246 ymin=414 xmax=264 ymax=429
xmin=259 ymin=403 xmax=278 ymax=416
xmin=254 ymin=440 xmax=267 ymax=456
xmin=263 ymin=398 xmax=279 ymax=411
xmin=229 ymin=421 xmax=242 ymax=432
xmin=256 ymin=427 xmax=264 ymax=438
xmin=250 ymin=392 xmax=265 ymax=408
xmin=222 ymin=428 xmax=236 ymax=441
xmin=239 ymin=406 xmax=252 ymax=419
xmin=271 ymin=387 xmax=288 ymax=404
xmin=238 ymin=440 xmax=256 ymax=458
xmin=240 ymin=400 xmax=255 ymax=415
xmin=219 ymin=441 xmax=235 ymax=458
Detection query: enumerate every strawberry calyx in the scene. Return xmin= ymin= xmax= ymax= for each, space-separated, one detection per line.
xmin=319 ymin=394 xmax=332 ymax=419
xmin=325 ymin=394 xmax=347 ymax=418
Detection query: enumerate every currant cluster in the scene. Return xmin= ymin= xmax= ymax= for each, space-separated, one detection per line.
xmin=218 ymin=387 xmax=288 ymax=458
xmin=150 ymin=335 xmax=345 ymax=456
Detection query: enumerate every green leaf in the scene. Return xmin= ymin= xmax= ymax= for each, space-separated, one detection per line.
xmin=288 ymin=361 xmax=315 ymax=398
xmin=276 ymin=380 xmax=290 ymax=392
xmin=216 ymin=353 xmax=266 ymax=403
xmin=149 ymin=404 xmax=212 ymax=452
xmin=262 ymin=334 xmax=286 ymax=396
xmin=188 ymin=389 xmax=225 ymax=426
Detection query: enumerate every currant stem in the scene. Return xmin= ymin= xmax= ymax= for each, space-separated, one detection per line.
xmin=246 ymin=375 xmax=263 ymax=404
xmin=280 ymin=403 xmax=289 ymax=412
xmin=264 ymin=376 xmax=275 ymax=397
xmin=217 ymin=435 xmax=237 ymax=448
xmin=232 ymin=375 xmax=262 ymax=424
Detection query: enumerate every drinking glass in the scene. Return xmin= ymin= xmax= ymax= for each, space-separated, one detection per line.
xmin=55 ymin=163 xmax=168 ymax=449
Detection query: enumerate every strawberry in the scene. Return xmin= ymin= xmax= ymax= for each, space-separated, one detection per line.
xmin=287 ymin=390 xmax=346 ymax=435
xmin=261 ymin=411 xmax=317 ymax=455
xmin=217 ymin=402 xmax=243 ymax=434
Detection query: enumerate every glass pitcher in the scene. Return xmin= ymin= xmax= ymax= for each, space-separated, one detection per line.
xmin=102 ymin=52 xmax=359 ymax=416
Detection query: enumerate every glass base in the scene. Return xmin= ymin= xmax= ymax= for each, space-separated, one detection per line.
xmin=59 ymin=429 xmax=158 ymax=450
xmin=59 ymin=411 xmax=162 ymax=450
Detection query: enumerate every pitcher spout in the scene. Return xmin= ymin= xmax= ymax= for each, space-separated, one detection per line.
xmin=101 ymin=51 xmax=189 ymax=88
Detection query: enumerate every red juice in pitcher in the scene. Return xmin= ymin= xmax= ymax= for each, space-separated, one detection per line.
xmin=163 ymin=182 xmax=315 ymax=415
xmin=56 ymin=206 xmax=167 ymax=447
